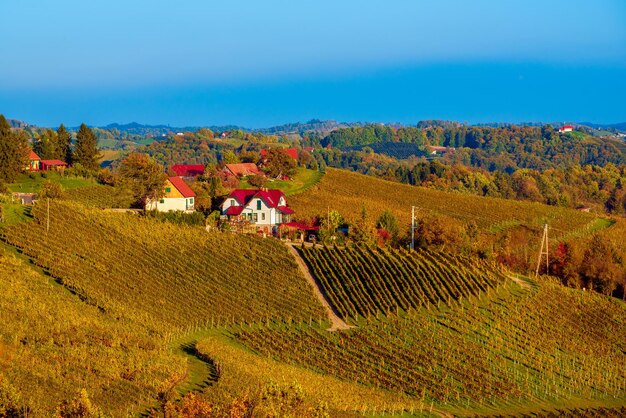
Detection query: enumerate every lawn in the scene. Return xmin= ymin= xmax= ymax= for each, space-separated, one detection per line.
xmin=239 ymin=167 xmax=323 ymax=196
xmin=9 ymin=172 xmax=97 ymax=193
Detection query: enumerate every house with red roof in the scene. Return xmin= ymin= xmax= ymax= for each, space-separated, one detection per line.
xmin=146 ymin=176 xmax=196 ymax=212
xmin=41 ymin=160 xmax=68 ymax=171
xmin=222 ymin=163 xmax=262 ymax=178
xmin=558 ymin=124 xmax=573 ymax=133
xmin=221 ymin=188 xmax=294 ymax=227
xmin=28 ymin=150 xmax=41 ymax=171
xmin=172 ymin=164 xmax=205 ymax=178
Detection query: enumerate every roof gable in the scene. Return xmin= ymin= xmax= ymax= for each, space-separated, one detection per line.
xmin=226 ymin=188 xmax=286 ymax=208
xmin=29 ymin=150 xmax=41 ymax=160
xmin=172 ymin=164 xmax=204 ymax=177
xmin=224 ymin=163 xmax=261 ymax=176
xmin=167 ymin=176 xmax=196 ymax=198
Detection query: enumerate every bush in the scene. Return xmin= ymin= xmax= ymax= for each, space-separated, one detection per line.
xmin=38 ymin=181 xmax=64 ymax=199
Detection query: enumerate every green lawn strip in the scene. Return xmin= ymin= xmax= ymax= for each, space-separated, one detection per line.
xmin=239 ymin=168 xmax=323 ymax=196
xmin=9 ymin=172 xmax=97 ymax=193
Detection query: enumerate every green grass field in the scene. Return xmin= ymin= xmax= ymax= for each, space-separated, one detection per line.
xmin=239 ymin=167 xmax=323 ymax=196
xmin=9 ymin=172 xmax=97 ymax=193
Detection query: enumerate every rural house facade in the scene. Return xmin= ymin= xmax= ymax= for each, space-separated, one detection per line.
xmin=221 ymin=188 xmax=294 ymax=227
xmin=146 ymin=177 xmax=196 ymax=212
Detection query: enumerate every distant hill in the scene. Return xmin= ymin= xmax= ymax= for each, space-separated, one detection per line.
xmin=579 ymin=121 xmax=626 ymax=132
xmin=257 ymin=119 xmax=366 ymax=136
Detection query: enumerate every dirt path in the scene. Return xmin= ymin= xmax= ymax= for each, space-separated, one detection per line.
xmin=285 ymin=243 xmax=352 ymax=331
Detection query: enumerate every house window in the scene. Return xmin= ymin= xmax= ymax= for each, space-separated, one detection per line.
xmin=189 ymin=198 xmax=194 ymax=204
xmin=253 ymin=213 xmax=258 ymax=222
xmin=159 ymin=199 xmax=165 ymax=204
xmin=165 ymin=187 xmax=171 ymax=193
xmin=257 ymin=200 xmax=261 ymax=210
xmin=230 ymin=199 xmax=235 ymax=206
xmin=261 ymin=213 xmax=265 ymax=221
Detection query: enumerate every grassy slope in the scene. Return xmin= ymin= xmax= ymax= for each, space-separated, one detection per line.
xmin=9 ymin=172 xmax=96 ymax=193
xmin=239 ymin=167 xmax=324 ymax=196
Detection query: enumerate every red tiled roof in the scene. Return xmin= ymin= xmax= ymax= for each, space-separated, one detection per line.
xmin=227 ymin=189 xmax=286 ymax=208
xmin=41 ymin=159 xmax=67 ymax=166
xmin=224 ymin=163 xmax=261 ymax=177
xmin=225 ymin=206 xmax=244 ymax=216
xmin=29 ymin=150 xmax=41 ymax=160
xmin=172 ymin=164 xmax=204 ymax=177
xmin=260 ymin=148 xmax=298 ymax=160
xmin=277 ymin=206 xmax=295 ymax=214
xmin=168 ymin=176 xmax=196 ymax=198
xmin=279 ymin=221 xmax=318 ymax=231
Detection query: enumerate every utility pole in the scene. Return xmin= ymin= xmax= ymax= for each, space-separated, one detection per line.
xmin=535 ymin=224 xmax=549 ymax=276
xmin=410 ymin=206 xmax=416 ymax=251
xmin=46 ymin=198 xmax=50 ymax=234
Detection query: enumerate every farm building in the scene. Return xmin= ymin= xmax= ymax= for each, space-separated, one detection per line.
xmin=221 ymin=188 xmax=294 ymax=228
xmin=146 ymin=177 xmax=196 ymax=212
xmin=222 ymin=163 xmax=262 ymax=178
xmin=558 ymin=125 xmax=573 ymax=133
xmin=41 ymin=160 xmax=68 ymax=171
xmin=172 ymin=164 xmax=205 ymax=178
xmin=28 ymin=150 xmax=41 ymax=171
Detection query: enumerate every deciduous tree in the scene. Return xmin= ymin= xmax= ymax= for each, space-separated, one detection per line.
xmin=118 ymin=153 xmax=167 ymax=207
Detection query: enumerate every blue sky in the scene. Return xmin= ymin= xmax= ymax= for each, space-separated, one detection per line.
xmin=1 ymin=0 xmax=625 ymax=127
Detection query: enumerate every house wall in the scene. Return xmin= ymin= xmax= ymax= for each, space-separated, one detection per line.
xmin=146 ymin=197 xmax=195 ymax=212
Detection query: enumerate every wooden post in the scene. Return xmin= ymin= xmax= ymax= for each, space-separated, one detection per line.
xmin=535 ymin=224 xmax=549 ymax=276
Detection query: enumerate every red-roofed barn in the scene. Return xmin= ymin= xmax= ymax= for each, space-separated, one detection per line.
xmin=146 ymin=177 xmax=196 ymax=212
xmin=172 ymin=164 xmax=204 ymax=178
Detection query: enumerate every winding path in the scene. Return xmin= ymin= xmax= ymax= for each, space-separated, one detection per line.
xmin=285 ymin=243 xmax=352 ymax=331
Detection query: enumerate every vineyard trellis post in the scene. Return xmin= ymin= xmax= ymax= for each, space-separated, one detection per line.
xmin=46 ymin=198 xmax=50 ymax=234
xmin=535 ymin=224 xmax=549 ymax=276
xmin=410 ymin=206 xmax=416 ymax=251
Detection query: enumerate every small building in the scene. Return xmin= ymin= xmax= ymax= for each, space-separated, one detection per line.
xmin=558 ymin=125 xmax=573 ymax=133
xmin=172 ymin=164 xmax=205 ymax=178
xmin=41 ymin=160 xmax=68 ymax=171
xmin=146 ymin=177 xmax=196 ymax=212
xmin=28 ymin=150 xmax=41 ymax=171
xmin=222 ymin=163 xmax=262 ymax=178
xmin=221 ymin=188 xmax=294 ymax=229
xmin=427 ymin=146 xmax=455 ymax=155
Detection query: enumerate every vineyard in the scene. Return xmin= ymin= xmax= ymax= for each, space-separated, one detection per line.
xmin=234 ymin=278 xmax=626 ymax=415
xmin=0 ymin=201 xmax=326 ymax=333
xmin=298 ymin=244 xmax=507 ymax=321
xmin=0 ymin=248 xmax=185 ymax=416
xmin=290 ymin=168 xmax=598 ymax=237
xmin=67 ymin=184 xmax=134 ymax=209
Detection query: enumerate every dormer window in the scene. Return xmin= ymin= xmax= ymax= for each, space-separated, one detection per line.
xmin=257 ymin=200 xmax=262 ymax=210
xmin=230 ymin=199 xmax=235 ymax=206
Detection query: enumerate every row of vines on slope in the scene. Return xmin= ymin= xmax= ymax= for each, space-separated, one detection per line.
xmin=298 ymin=244 xmax=507 ymax=321
xmin=1 ymin=201 xmax=326 ymax=333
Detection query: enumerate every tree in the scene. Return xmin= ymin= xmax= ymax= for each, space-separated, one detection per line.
xmin=118 ymin=153 xmax=167 ymax=207
xmin=0 ymin=115 xmax=28 ymax=183
xmin=74 ymin=123 xmax=100 ymax=170
xmin=57 ymin=124 xmax=73 ymax=164
xmin=350 ymin=205 xmax=375 ymax=245
xmin=263 ymin=148 xmax=297 ymax=178
xmin=33 ymin=128 xmax=58 ymax=160
xmin=248 ymin=174 xmax=268 ymax=188
xmin=39 ymin=181 xmax=64 ymax=199
xmin=376 ymin=210 xmax=399 ymax=243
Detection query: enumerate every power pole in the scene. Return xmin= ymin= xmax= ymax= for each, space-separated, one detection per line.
xmin=535 ymin=224 xmax=549 ymax=276
xmin=46 ymin=198 xmax=50 ymax=234
xmin=410 ymin=206 xmax=416 ymax=251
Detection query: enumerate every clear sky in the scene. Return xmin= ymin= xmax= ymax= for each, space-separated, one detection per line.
xmin=1 ymin=0 xmax=625 ymax=127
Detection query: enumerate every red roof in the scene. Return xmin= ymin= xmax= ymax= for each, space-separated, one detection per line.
xmin=277 ymin=206 xmax=295 ymax=214
xmin=260 ymin=148 xmax=298 ymax=160
xmin=303 ymin=147 xmax=314 ymax=152
xmin=168 ymin=176 xmax=196 ymax=198
xmin=227 ymin=188 xmax=286 ymax=208
xmin=172 ymin=164 xmax=204 ymax=177
xmin=279 ymin=222 xmax=319 ymax=231
xmin=225 ymin=206 xmax=244 ymax=216
xmin=41 ymin=159 xmax=67 ymax=166
xmin=224 ymin=163 xmax=261 ymax=177
xmin=29 ymin=150 xmax=41 ymax=160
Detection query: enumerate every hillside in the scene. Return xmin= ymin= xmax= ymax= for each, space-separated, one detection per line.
xmin=1 ymin=201 xmax=325 ymax=334
xmin=290 ymin=168 xmax=597 ymax=236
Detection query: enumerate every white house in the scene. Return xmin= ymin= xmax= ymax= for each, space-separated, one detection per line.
xmin=146 ymin=177 xmax=196 ymax=212
xmin=221 ymin=189 xmax=294 ymax=227
xmin=558 ymin=125 xmax=573 ymax=133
